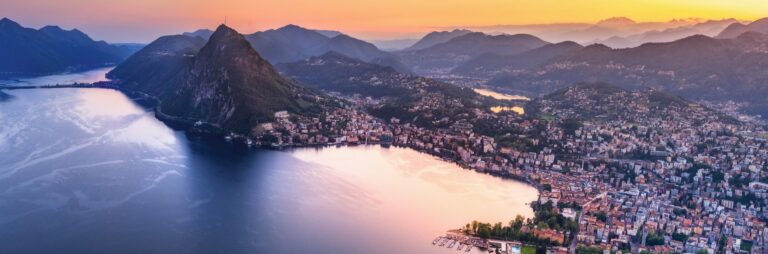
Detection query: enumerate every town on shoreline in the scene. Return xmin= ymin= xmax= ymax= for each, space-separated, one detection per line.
xmin=9 ymin=79 xmax=766 ymax=254
xmin=155 ymin=82 xmax=768 ymax=254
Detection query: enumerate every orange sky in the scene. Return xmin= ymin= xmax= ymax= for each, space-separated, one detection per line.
xmin=1 ymin=0 xmax=766 ymax=42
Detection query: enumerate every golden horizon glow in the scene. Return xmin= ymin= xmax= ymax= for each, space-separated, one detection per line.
xmin=1 ymin=0 xmax=766 ymax=43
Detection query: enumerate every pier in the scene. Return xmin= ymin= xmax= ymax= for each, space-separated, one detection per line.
xmin=432 ymin=232 xmax=488 ymax=253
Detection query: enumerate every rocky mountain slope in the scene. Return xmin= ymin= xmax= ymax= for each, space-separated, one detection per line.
xmin=107 ymin=35 xmax=206 ymax=97
xmin=111 ymin=25 xmax=329 ymax=133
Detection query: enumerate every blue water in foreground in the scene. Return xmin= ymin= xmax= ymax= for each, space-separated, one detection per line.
xmin=0 ymin=71 xmax=537 ymax=253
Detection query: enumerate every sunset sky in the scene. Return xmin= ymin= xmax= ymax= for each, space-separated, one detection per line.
xmin=1 ymin=0 xmax=767 ymax=43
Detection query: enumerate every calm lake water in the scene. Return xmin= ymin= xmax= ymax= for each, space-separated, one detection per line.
xmin=473 ymin=88 xmax=530 ymax=101
xmin=0 ymin=71 xmax=538 ymax=253
xmin=473 ymin=88 xmax=527 ymax=115
xmin=0 ymin=67 xmax=114 ymax=87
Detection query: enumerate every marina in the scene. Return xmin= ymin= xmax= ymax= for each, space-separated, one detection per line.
xmin=431 ymin=233 xmax=489 ymax=253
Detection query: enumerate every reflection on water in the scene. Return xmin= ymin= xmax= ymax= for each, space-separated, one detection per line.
xmin=474 ymin=88 xmax=530 ymax=101
xmin=491 ymin=106 xmax=525 ymax=115
xmin=0 ymin=73 xmax=538 ymax=253
xmin=0 ymin=67 xmax=112 ymax=87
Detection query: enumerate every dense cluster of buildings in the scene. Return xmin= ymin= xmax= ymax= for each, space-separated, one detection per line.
xmin=239 ymin=81 xmax=767 ymax=254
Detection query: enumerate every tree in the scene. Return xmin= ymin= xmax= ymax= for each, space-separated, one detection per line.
xmin=512 ymin=215 xmax=525 ymax=231
xmin=493 ymin=222 xmax=503 ymax=236
xmin=596 ymin=212 xmax=607 ymax=222
xmin=646 ymin=230 xmax=665 ymax=246
xmin=672 ymin=232 xmax=688 ymax=242
xmin=477 ymin=226 xmax=491 ymax=239
xmin=718 ymin=235 xmax=727 ymax=253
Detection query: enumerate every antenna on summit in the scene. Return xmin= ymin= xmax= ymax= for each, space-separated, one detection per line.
xmin=224 ymin=16 xmax=227 ymax=25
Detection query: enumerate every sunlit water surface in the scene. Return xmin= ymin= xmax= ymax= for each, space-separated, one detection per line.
xmin=473 ymin=88 xmax=530 ymax=101
xmin=0 ymin=72 xmax=538 ymax=253
xmin=0 ymin=67 xmax=113 ymax=87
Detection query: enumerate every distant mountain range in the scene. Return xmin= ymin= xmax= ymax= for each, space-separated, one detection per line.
xmin=110 ymin=25 xmax=329 ymax=133
xmin=0 ymin=18 xmax=141 ymax=78
xmin=452 ymin=41 xmax=584 ymax=77
xmin=181 ymin=29 xmax=214 ymax=41
xmin=397 ymin=32 xmax=550 ymax=76
xmin=405 ymin=29 xmax=472 ymax=51
xmin=182 ymin=25 xmax=409 ymax=73
xmin=9 ymin=15 xmax=768 ymax=120
xmin=484 ymin=32 xmax=768 ymax=116
xmin=717 ymin=18 xmax=768 ymax=39
xmin=457 ymin=17 xmax=746 ymax=45
xmin=369 ymin=38 xmax=419 ymax=51
xmin=591 ymin=18 xmax=739 ymax=48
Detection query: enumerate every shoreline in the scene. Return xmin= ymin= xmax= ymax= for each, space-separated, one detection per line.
xmin=4 ymin=79 xmax=574 ymax=252
xmin=3 ymin=81 xmax=547 ymax=196
xmin=0 ymin=65 xmax=117 ymax=82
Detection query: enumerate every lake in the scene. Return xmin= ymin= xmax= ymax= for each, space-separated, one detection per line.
xmin=0 ymin=67 xmax=114 ymax=87
xmin=473 ymin=88 xmax=530 ymax=101
xmin=490 ymin=106 xmax=525 ymax=115
xmin=474 ymin=88 xmax=527 ymax=115
xmin=0 ymin=71 xmax=538 ymax=253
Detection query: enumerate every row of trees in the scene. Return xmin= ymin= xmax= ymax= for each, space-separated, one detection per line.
xmin=464 ymin=201 xmax=579 ymax=247
xmin=464 ymin=216 xmax=559 ymax=247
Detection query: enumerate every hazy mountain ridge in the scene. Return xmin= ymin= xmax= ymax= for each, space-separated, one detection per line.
xmin=182 ymin=29 xmax=214 ymax=40
xmin=717 ymin=18 xmax=768 ymax=38
xmin=452 ymin=41 xmax=583 ymax=77
xmin=370 ymin=38 xmax=419 ymax=51
xmin=592 ymin=18 xmax=740 ymax=48
xmin=460 ymin=17 xmax=737 ymax=44
xmin=243 ymin=24 xmax=409 ymax=73
xmin=405 ymin=29 xmax=473 ymax=51
xmin=397 ymin=32 xmax=550 ymax=76
xmin=179 ymin=25 xmax=409 ymax=72
xmin=487 ymin=32 xmax=768 ymax=116
xmin=0 ymin=17 xmax=140 ymax=78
